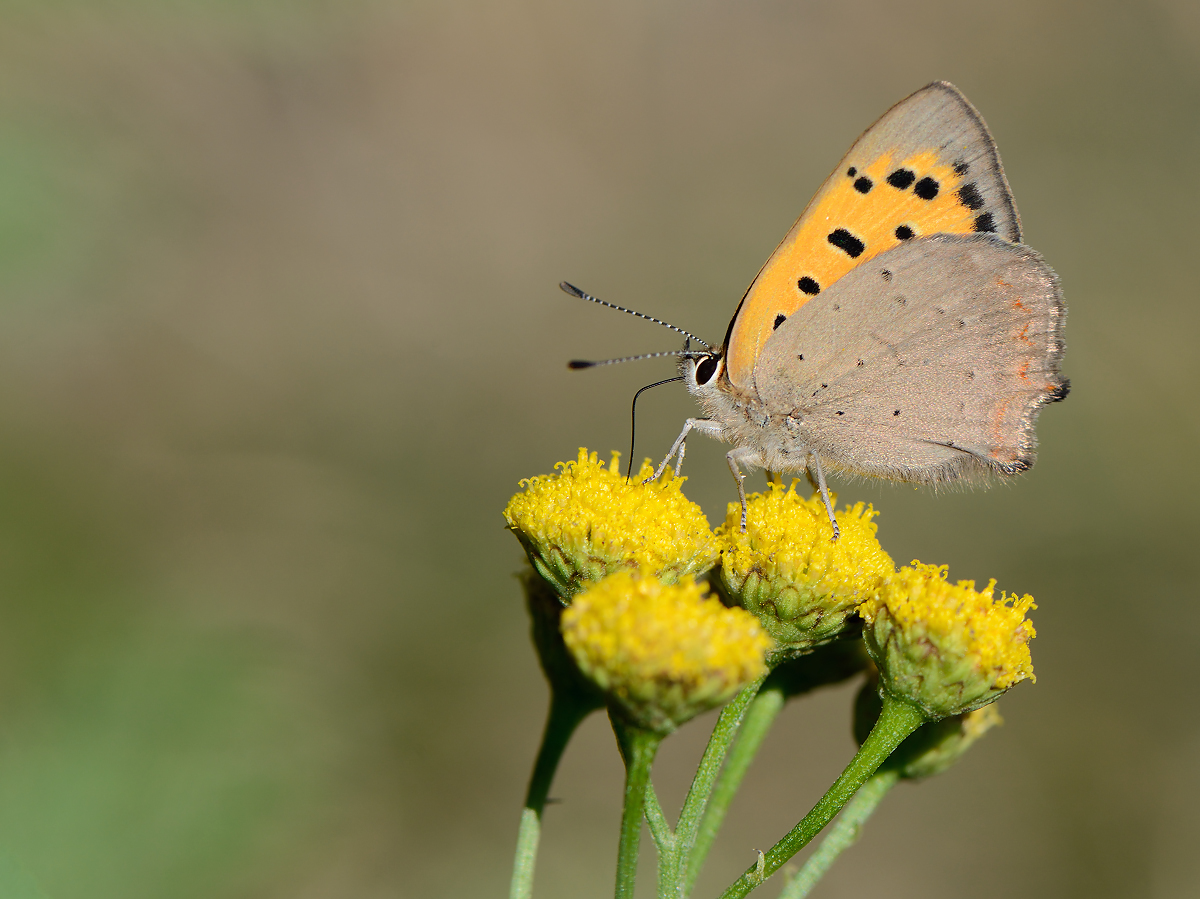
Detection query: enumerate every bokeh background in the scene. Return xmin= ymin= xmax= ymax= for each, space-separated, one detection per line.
xmin=0 ymin=1 xmax=1196 ymax=896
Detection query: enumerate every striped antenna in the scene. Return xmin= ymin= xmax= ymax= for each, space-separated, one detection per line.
xmin=568 ymin=349 xmax=708 ymax=370
xmin=560 ymin=282 xmax=711 ymax=350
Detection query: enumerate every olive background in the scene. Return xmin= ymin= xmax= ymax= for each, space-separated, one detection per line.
xmin=0 ymin=1 xmax=1195 ymax=897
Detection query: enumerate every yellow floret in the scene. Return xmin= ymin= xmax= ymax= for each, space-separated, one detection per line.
xmin=860 ymin=562 xmax=1036 ymax=718
xmin=561 ymin=570 xmax=772 ymax=733
xmin=718 ymin=481 xmax=893 ymax=653
xmin=861 ymin=562 xmax=1036 ymax=689
xmin=504 ymin=449 xmax=719 ymax=599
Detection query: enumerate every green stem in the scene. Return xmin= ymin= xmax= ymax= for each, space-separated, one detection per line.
xmin=612 ymin=714 xmax=664 ymax=899
xmin=776 ymin=768 xmax=900 ymax=899
xmin=685 ymin=681 xmax=785 ymax=894
xmin=657 ymin=677 xmax=765 ymax=898
xmin=509 ymin=692 xmax=596 ymax=899
xmin=716 ymin=695 xmax=927 ymax=899
xmin=644 ymin=783 xmax=676 ymax=853
xmin=645 ymin=783 xmax=679 ymax=899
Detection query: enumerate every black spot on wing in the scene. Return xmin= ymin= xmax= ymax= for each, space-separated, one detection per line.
xmin=953 ymin=160 xmax=970 ymax=175
xmin=914 ymin=177 xmax=939 ymax=200
xmin=853 ymin=176 xmax=873 ymax=194
xmin=797 ymin=276 xmax=820 ymax=295
xmin=957 ymin=182 xmax=985 ymax=210
xmin=827 ymin=228 xmax=865 ymax=258
xmin=887 ymin=169 xmax=915 ymax=189
xmin=895 ymin=225 xmax=914 ymax=240
xmin=881 ymin=269 xmax=893 ymax=282
xmin=846 ymin=167 xmax=857 ymax=177
xmin=893 ymin=409 xmax=901 ymax=416
xmin=773 ymin=314 xmax=786 ymax=331
xmin=973 ymin=212 xmax=997 ymax=233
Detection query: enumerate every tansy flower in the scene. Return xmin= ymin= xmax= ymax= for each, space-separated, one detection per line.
xmin=859 ymin=562 xmax=1036 ymax=719
xmin=561 ymin=570 xmax=771 ymax=733
xmin=504 ymin=449 xmax=718 ymax=600
xmin=718 ymin=482 xmax=893 ymax=655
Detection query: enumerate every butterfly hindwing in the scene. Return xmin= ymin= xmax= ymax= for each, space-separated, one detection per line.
xmin=725 ymin=81 xmax=1021 ymax=388
xmin=753 ymin=234 xmax=1065 ymax=481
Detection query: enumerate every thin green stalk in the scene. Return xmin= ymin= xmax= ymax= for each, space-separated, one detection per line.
xmin=685 ymin=681 xmax=786 ymax=894
xmin=644 ymin=783 xmax=676 ymax=853
xmin=776 ymin=768 xmax=899 ymax=899
xmin=716 ymin=695 xmax=927 ymax=899
xmin=658 ymin=677 xmax=765 ymax=898
xmin=645 ymin=783 xmax=679 ymax=899
xmin=612 ymin=714 xmax=664 ymax=899
xmin=510 ymin=692 xmax=596 ymax=899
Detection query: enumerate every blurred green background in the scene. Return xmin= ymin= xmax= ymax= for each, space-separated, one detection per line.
xmin=0 ymin=0 xmax=1195 ymax=896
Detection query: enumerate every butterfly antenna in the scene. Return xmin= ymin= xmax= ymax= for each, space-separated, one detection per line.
xmin=627 ymin=376 xmax=684 ymax=479
xmin=569 ymin=349 xmax=706 ymax=370
xmin=560 ymin=282 xmax=711 ymax=349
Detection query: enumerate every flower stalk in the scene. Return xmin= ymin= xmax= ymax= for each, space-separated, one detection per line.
xmin=509 ymin=691 xmax=599 ymax=899
xmin=612 ymin=716 xmax=664 ymax=899
xmin=776 ymin=768 xmax=900 ymax=899
xmin=716 ymin=694 xmax=928 ymax=899
xmin=658 ymin=676 xmax=765 ymax=897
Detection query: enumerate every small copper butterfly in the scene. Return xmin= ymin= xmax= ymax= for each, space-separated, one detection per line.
xmin=570 ymin=82 xmax=1067 ymax=538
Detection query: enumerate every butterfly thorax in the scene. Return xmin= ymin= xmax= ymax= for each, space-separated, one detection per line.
xmin=683 ymin=352 xmax=812 ymax=474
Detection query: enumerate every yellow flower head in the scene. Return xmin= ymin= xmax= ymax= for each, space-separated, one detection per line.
xmin=504 ymin=449 xmax=719 ymax=599
xmin=718 ymin=482 xmax=893 ymax=655
xmin=561 ymin=570 xmax=771 ymax=733
xmin=859 ymin=562 xmax=1036 ymax=719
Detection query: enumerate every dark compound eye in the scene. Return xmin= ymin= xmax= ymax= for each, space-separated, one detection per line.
xmin=695 ymin=355 xmax=719 ymax=385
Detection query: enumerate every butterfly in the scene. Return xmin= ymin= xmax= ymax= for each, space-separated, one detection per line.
xmin=571 ymin=82 xmax=1067 ymax=539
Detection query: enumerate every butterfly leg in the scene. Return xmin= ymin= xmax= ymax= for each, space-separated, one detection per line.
xmin=726 ymin=447 xmax=759 ymax=533
xmin=807 ymin=452 xmax=840 ymax=542
xmin=647 ymin=418 xmax=721 ymax=483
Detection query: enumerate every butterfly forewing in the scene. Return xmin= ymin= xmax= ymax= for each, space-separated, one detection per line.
xmin=726 ymin=81 xmax=1021 ymax=389
xmin=753 ymin=234 xmax=1065 ymax=482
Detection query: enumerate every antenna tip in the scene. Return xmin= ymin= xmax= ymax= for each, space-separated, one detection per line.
xmin=559 ymin=281 xmax=584 ymax=297
xmin=567 ymin=359 xmax=595 ymax=370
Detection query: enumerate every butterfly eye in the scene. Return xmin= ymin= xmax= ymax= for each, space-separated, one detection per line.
xmin=695 ymin=355 xmax=719 ymax=386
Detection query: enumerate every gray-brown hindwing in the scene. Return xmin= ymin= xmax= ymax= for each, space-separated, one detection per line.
xmin=753 ymin=233 xmax=1065 ymax=482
